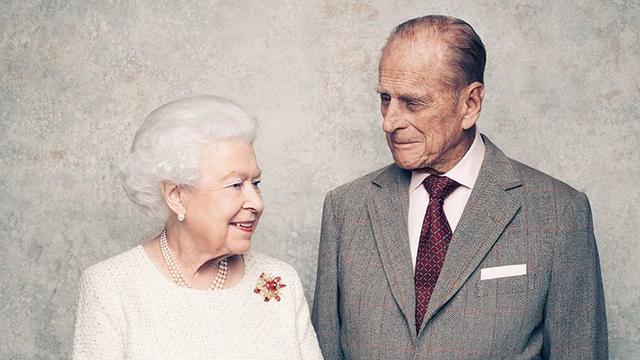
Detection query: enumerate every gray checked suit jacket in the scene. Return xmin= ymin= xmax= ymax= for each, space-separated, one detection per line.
xmin=311 ymin=135 xmax=607 ymax=359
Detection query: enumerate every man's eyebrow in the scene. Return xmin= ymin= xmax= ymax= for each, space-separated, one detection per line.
xmin=375 ymin=87 xmax=433 ymax=103
xmin=399 ymin=94 xmax=426 ymax=102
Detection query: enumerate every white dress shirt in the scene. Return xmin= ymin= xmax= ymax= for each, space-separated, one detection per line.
xmin=408 ymin=129 xmax=485 ymax=269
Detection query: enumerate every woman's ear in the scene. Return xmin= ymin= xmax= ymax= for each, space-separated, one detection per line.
xmin=161 ymin=181 xmax=188 ymax=220
xmin=461 ymin=82 xmax=484 ymax=130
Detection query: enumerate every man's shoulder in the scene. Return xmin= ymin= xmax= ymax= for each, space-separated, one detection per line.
xmin=327 ymin=164 xmax=395 ymax=197
xmin=509 ymin=158 xmax=585 ymax=200
xmin=484 ymin=136 xmax=586 ymax=203
xmin=503 ymin=155 xmax=591 ymax=223
xmin=503 ymin=154 xmax=595 ymax=245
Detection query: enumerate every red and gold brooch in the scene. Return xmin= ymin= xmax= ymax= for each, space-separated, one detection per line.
xmin=254 ymin=272 xmax=286 ymax=302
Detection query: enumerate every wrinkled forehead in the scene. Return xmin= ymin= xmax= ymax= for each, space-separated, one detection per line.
xmin=378 ymin=38 xmax=452 ymax=87
xmin=380 ymin=36 xmax=450 ymax=72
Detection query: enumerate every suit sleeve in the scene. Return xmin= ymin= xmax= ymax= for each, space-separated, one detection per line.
xmin=543 ymin=192 xmax=608 ymax=359
xmin=71 ymin=268 xmax=126 ymax=360
xmin=312 ymin=190 xmax=345 ymax=359
xmin=289 ymin=267 xmax=323 ymax=359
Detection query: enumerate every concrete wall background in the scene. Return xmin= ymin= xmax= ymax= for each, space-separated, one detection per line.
xmin=1 ymin=0 xmax=638 ymax=358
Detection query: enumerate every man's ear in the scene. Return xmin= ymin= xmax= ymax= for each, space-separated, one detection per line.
xmin=161 ymin=181 xmax=188 ymax=218
xmin=461 ymin=82 xmax=484 ymax=130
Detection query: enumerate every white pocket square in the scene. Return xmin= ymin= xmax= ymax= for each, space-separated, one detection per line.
xmin=480 ymin=264 xmax=527 ymax=280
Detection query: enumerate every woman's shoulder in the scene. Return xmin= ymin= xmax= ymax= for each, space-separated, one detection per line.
xmin=246 ymin=251 xmax=300 ymax=279
xmin=81 ymin=245 xmax=146 ymax=284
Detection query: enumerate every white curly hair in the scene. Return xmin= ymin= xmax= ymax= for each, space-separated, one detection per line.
xmin=120 ymin=95 xmax=257 ymax=220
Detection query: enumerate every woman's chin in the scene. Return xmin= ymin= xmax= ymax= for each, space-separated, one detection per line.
xmin=228 ymin=239 xmax=252 ymax=255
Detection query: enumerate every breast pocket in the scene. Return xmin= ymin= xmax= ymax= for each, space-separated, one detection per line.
xmin=475 ymin=273 xmax=536 ymax=297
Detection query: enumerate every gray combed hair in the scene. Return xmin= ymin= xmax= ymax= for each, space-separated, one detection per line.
xmin=120 ymin=95 xmax=257 ymax=220
xmin=384 ymin=15 xmax=486 ymax=92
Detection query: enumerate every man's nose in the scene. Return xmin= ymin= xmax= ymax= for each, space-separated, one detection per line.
xmin=382 ymin=99 xmax=404 ymax=134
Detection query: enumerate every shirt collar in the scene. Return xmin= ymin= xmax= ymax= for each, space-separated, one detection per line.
xmin=409 ymin=127 xmax=486 ymax=192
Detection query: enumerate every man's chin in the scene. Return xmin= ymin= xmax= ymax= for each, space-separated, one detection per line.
xmin=391 ymin=154 xmax=440 ymax=173
xmin=391 ymin=154 xmax=421 ymax=171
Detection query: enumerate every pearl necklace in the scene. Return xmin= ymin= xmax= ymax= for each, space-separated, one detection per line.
xmin=159 ymin=229 xmax=228 ymax=290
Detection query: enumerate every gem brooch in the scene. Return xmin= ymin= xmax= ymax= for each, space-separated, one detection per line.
xmin=254 ymin=272 xmax=286 ymax=302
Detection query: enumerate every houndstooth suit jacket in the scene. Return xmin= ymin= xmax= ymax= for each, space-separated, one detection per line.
xmin=311 ymin=135 xmax=607 ymax=359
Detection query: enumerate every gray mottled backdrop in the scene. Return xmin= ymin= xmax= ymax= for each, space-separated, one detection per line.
xmin=1 ymin=0 xmax=638 ymax=358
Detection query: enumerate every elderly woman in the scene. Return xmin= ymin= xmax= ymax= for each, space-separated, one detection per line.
xmin=71 ymin=95 xmax=323 ymax=359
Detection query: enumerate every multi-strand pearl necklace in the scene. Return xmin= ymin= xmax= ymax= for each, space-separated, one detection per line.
xmin=159 ymin=229 xmax=228 ymax=290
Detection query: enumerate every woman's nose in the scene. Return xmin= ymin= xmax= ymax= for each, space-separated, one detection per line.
xmin=244 ymin=186 xmax=264 ymax=213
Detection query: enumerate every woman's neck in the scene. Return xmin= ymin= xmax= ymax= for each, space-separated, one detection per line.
xmin=165 ymin=225 xmax=228 ymax=276
xmin=143 ymin=225 xmax=245 ymax=290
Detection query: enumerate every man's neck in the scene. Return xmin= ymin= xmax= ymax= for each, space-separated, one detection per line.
xmin=423 ymin=128 xmax=476 ymax=175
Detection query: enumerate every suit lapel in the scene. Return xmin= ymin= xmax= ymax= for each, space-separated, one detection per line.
xmin=419 ymin=136 xmax=523 ymax=333
xmin=367 ymin=165 xmax=418 ymax=337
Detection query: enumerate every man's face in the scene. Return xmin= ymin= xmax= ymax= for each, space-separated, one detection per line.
xmin=377 ymin=38 xmax=468 ymax=172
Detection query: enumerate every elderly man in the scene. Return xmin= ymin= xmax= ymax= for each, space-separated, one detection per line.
xmin=312 ymin=15 xmax=607 ymax=359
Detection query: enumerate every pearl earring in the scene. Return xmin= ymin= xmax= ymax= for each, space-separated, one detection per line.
xmin=177 ymin=213 xmax=185 ymax=222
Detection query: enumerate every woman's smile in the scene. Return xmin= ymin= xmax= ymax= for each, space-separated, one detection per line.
xmin=230 ymin=220 xmax=257 ymax=233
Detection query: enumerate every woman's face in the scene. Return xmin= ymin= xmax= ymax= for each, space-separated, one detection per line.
xmin=182 ymin=140 xmax=263 ymax=256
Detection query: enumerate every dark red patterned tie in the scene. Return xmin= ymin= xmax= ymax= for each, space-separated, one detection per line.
xmin=415 ymin=175 xmax=460 ymax=331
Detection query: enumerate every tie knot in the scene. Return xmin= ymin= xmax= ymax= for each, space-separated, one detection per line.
xmin=423 ymin=176 xmax=460 ymax=201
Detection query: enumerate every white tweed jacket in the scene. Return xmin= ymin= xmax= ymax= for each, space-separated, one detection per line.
xmin=72 ymin=246 xmax=323 ymax=359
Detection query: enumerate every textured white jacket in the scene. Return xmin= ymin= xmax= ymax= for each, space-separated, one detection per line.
xmin=72 ymin=246 xmax=322 ymax=359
